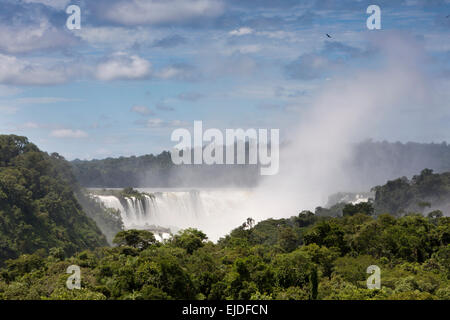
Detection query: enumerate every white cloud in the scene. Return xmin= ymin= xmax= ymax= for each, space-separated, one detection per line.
xmin=156 ymin=63 xmax=198 ymax=81
xmin=0 ymin=20 xmax=77 ymax=54
xmin=96 ymin=52 xmax=152 ymax=81
xmin=23 ymin=0 xmax=71 ymax=10
xmin=0 ymin=54 xmax=71 ymax=85
xmin=0 ymin=51 xmax=195 ymax=86
xmin=229 ymin=27 xmax=254 ymax=36
xmin=51 ymin=129 xmax=89 ymax=138
xmin=76 ymin=27 xmax=153 ymax=48
xmin=103 ymin=0 xmax=224 ymax=25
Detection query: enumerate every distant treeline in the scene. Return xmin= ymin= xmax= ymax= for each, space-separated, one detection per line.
xmin=372 ymin=169 xmax=450 ymax=216
xmin=71 ymin=145 xmax=261 ymax=188
xmin=71 ymin=140 xmax=450 ymax=189
xmin=348 ymin=140 xmax=450 ymax=190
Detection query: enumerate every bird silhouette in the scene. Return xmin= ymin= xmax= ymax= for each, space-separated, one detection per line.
xmin=326 ymin=34 xmax=332 ymax=38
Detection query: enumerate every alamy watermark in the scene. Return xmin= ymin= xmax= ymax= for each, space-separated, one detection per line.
xmin=66 ymin=4 xmax=81 ymax=30
xmin=367 ymin=5 xmax=381 ymax=30
xmin=366 ymin=265 xmax=381 ymax=290
xmin=66 ymin=265 xmax=81 ymax=290
xmin=64 ymin=4 xmax=380 ymax=33
xmin=170 ymin=121 xmax=279 ymax=176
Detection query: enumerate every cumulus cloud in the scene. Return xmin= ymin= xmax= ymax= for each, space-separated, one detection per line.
xmin=22 ymin=0 xmax=71 ymax=10
xmin=75 ymin=27 xmax=154 ymax=50
xmin=228 ymin=0 xmax=446 ymax=11
xmin=229 ymin=27 xmax=254 ymax=36
xmin=101 ymin=0 xmax=225 ymax=25
xmin=51 ymin=129 xmax=89 ymax=138
xmin=0 ymin=50 xmax=198 ymax=85
xmin=0 ymin=54 xmax=72 ymax=85
xmin=156 ymin=63 xmax=199 ymax=81
xmin=0 ymin=20 xmax=77 ymax=54
xmin=96 ymin=52 xmax=152 ymax=81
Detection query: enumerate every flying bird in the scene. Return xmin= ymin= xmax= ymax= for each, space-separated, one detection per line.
xmin=326 ymin=34 xmax=332 ymax=38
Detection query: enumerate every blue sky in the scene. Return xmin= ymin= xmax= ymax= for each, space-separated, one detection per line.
xmin=0 ymin=0 xmax=449 ymax=160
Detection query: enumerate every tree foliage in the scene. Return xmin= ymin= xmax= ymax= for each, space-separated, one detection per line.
xmin=373 ymin=169 xmax=450 ymax=216
xmin=0 ymin=211 xmax=447 ymax=300
xmin=0 ymin=135 xmax=107 ymax=264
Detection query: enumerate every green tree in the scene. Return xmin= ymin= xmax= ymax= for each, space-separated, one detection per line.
xmin=172 ymin=229 xmax=207 ymax=254
xmin=343 ymin=202 xmax=374 ymax=216
xmin=113 ymin=230 xmax=157 ymax=250
xmin=278 ymin=227 xmax=299 ymax=252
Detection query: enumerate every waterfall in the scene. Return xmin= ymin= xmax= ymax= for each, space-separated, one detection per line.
xmin=94 ymin=195 xmax=126 ymax=213
xmin=91 ymin=189 xmax=252 ymax=240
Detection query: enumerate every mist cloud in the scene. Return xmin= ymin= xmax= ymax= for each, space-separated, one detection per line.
xmin=233 ymin=32 xmax=434 ymax=225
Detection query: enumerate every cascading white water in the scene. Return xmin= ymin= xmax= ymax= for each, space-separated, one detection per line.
xmin=95 ymin=195 xmax=126 ymax=213
xmin=92 ymin=189 xmax=252 ymax=241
